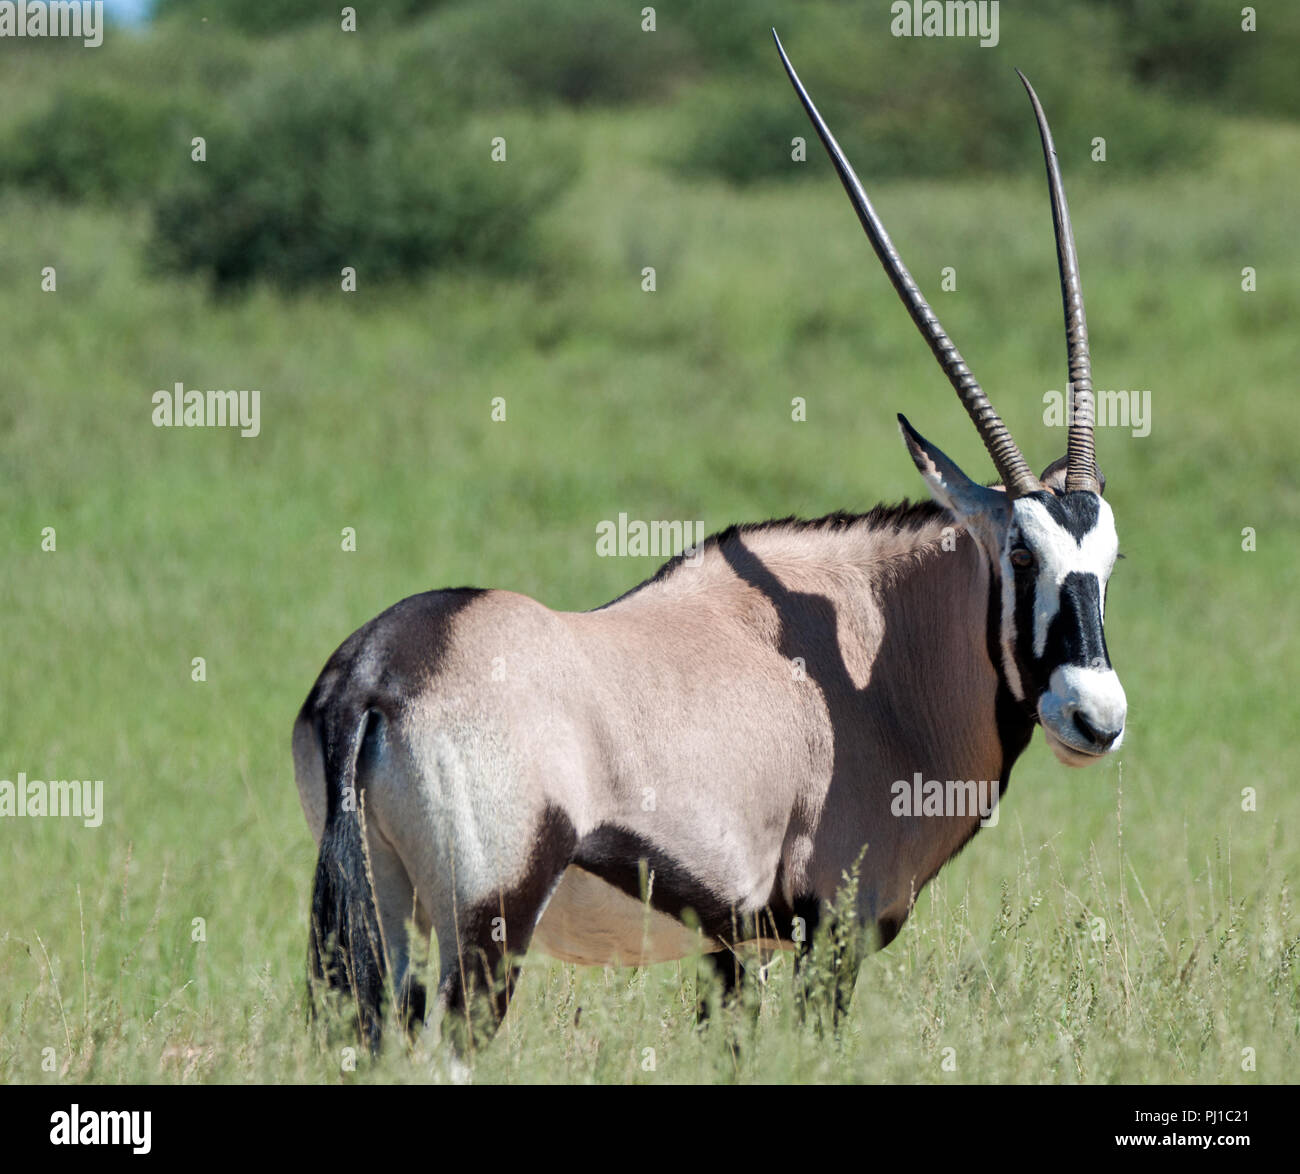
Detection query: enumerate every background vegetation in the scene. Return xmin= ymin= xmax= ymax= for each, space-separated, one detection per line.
xmin=1 ymin=0 xmax=1296 ymax=1083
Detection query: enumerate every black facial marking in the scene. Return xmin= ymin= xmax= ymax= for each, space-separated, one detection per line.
xmin=1002 ymin=489 xmax=1110 ymax=696
xmin=1042 ymin=571 xmax=1111 ymax=671
xmin=1009 ymin=546 xmax=1047 ymax=696
xmin=1028 ymin=489 xmax=1100 ymax=541
xmin=984 ymin=560 xmax=1036 ymax=755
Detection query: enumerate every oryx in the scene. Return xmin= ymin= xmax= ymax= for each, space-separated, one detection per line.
xmin=294 ymin=32 xmax=1126 ymax=1054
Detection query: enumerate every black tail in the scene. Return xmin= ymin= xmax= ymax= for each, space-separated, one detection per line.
xmin=307 ymin=703 xmax=387 ymax=1053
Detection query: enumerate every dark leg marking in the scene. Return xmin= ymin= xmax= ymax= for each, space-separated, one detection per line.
xmin=573 ymin=824 xmax=815 ymax=950
xmin=441 ymin=806 xmax=578 ymax=1053
xmin=574 ymin=826 xmax=826 ymax=1035
xmin=876 ymin=914 xmax=902 ymax=950
xmin=696 ymin=949 xmax=746 ymax=1025
xmin=399 ymin=975 xmax=427 ymax=1036
xmin=790 ymin=898 xmax=864 ymax=1031
xmin=573 ymin=824 xmax=737 ymax=941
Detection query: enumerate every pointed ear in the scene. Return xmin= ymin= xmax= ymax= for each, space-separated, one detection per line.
xmin=1039 ymin=454 xmax=1106 ymax=496
xmin=898 ymin=414 xmax=1010 ymax=548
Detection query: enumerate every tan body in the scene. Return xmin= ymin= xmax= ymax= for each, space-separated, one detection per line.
xmin=294 ymin=508 xmax=1023 ymax=1029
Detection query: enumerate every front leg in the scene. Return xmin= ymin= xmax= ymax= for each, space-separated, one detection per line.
xmin=793 ymin=908 xmax=867 ymax=1033
xmin=696 ymin=948 xmax=745 ymax=1024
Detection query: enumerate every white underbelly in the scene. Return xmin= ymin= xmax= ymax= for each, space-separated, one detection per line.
xmin=530 ymin=865 xmax=720 ymax=966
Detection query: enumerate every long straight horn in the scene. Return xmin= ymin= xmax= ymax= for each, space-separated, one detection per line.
xmin=1016 ymin=70 xmax=1099 ymax=495
xmin=773 ymin=29 xmax=1040 ymax=498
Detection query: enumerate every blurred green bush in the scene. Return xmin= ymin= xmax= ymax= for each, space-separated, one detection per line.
xmin=670 ymin=6 xmax=1210 ymax=186
xmin=149 ymin=62 xmax=576 ymax=290
xmin=670 ymin=83 xmax=810 ymax=185
xmin=153 ymin=0 xmax=433 ymax=36
xmin=0 ymin=0 xmax=1291 ymax=286
xmin=420 ymin=0 xmax=695 ymax=108
xmin=1093 ymin=0 xmax=1300 ymax=118
xmin=0 ymin=88 xmax=182 ymax=201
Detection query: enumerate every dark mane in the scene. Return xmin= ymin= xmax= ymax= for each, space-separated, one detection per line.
xmin=596 ymin=498 xmax=947 ymax=609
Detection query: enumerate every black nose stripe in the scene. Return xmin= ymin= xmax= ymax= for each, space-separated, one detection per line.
xmin=1043 ymin=572 xmax=1110 ymax=669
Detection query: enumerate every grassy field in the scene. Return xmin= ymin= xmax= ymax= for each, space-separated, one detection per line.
xmin=1 ymin=8 xmax=1297 ymax=1084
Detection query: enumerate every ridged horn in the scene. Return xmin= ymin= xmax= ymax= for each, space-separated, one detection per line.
xmin=1016 ymin=69 xmax=1099 ymax=495
xmin=773 ymin=29 xmax=1041 ymax=499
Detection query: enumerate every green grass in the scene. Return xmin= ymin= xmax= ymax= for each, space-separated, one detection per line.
xmin=1 ymin=34 xmax=1298 ymax=1083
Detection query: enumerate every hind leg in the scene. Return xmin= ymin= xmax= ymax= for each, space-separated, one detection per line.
xmin=391 ymin=805 xmax=578 ymax=1057
xmin=430 ymin=861 xmax=570 ymax=1056
xmin=354 ymin=816 xmax=432 ymax=1038
xmin=367 ymin=707 xmax=583 ymax=1057
xmin=365 ymin=827 xmax=433 ymax=1035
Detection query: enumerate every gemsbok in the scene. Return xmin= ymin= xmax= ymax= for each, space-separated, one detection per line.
xmin=295 ymin=32 xmax=1127 ymax=1054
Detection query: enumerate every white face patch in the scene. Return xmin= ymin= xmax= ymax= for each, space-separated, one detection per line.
xmin=1039 ymin=663 xmax=1128 ymax=765
xmin=1011 ymin=496 xmax=1119 ymax=659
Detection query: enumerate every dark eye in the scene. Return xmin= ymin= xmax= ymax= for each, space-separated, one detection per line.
xmin=1010 ymin=547 xmax=1035 ymax=570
